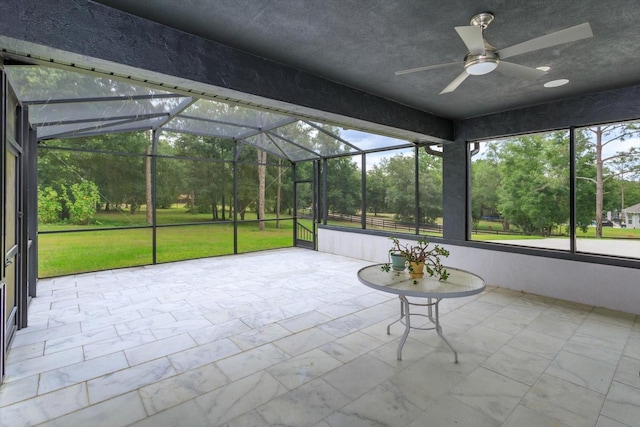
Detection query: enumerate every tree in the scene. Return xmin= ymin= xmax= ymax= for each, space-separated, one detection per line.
xmin=495 ymin=133 xmax=569 ymax=235
xmin=37 ymin=186 xmax=62 ymax=223
xmin=326 ymin=156 xmax=361 ymax=215
xmin=366 ymin=165 xmax=388 ymax=215
xmin=471 ymin=157 xmax=501 ymax=228
xmin=417 ymin=150 xmax=443 ymax=224
xmin=383 ymin=154 xmax=415 ymax=221
xmin=61 ymin=180 xmax=101 ymax=225
xmin=577 ymin=123 xmax=640 ymax=237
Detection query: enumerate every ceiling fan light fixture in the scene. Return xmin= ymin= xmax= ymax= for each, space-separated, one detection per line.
xmin=464 ymin=51 xmax=499 ymax=75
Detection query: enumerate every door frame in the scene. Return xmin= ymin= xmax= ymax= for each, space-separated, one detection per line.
xmin=293 ymin=161 xmax=317 ymax=250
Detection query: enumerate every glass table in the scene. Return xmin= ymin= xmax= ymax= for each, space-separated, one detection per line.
xmin=357 ymin=264 xmax=486 ymax=362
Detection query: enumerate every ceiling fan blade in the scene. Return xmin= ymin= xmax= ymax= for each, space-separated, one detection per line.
xmin=395 ymin=62 xmax=462 ymax=76
xmin=440 ymin=71 xmax=469 ymax=94
xmin=497 ymin=61 xmax=547 ymax=81
xmin=455 ymin=26 xmax=485 ymax=55
xmin=497 ymin=22 xmax=593 ymax=59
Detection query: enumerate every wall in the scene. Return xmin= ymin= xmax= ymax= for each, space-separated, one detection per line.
xmin=318 ymin=228 xmax=640 ymax=315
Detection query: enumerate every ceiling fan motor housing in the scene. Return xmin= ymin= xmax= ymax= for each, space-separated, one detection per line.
xmin=464 ymin=50 xmax=499 ymax=75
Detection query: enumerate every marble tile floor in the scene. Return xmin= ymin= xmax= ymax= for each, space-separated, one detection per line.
xmin=1 ymin=248 xmax=639 ymax=427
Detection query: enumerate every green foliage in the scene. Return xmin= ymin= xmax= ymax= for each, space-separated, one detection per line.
xmin=471 ymin=157 xmax=501 ymax=227
xmin=495 ymin=133 xmax=570 ymax=235
xmin=37 ymin=186 xmax=62 ymax=223
xmin=366 ymin=165 xmax=388 ymax=215
xmin=385 ymin=236 xmax=450 ymax=281
xmin=417 ymin=151 xmax=443 ymax=224
xmin=326 ymin=156 xmax=361 ymax=215
xmin=61 ymin=180 xmax=101 ymax=225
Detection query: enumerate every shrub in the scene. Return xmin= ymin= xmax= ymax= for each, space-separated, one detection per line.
xmin=62 ymin=180 xmax=101 ymax=225
xmin=37 ymin=186 xmax=62 ymax=223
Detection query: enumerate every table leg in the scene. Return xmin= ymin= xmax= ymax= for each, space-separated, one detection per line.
xmin=386 ymin=296 xmax=405 ymax=335
xmin=433 ymin=298 xmax=458 ymax=363
xmin=397 ymin=295 xmax=411 ymax=360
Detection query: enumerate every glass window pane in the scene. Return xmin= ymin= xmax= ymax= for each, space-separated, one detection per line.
xmin=270 ymin=122 xmax=358 ymax=158
xmin=159 ymin=133 xmax=235 ymax=161
xmin=164 ymin=116 xmax=255 ymax=139
xmin=40 ymin=131 xmax=152 ymax=153
xmin=29 ymin=97 xmax=184 ymax=125
xmin=470 ymin=131 xmax=570 ymax=250
xmin=183 ymin=99 xmax=292 ymax=128
xmin=38 ymin=229 xmax=153 ymax=277
xmin=575 ymin=120 xmax=640 ymax=259
xmin=343 ymin=129 xmax=412 ymax=151
xmin=6 ymin=65 xmax=172 ymax=100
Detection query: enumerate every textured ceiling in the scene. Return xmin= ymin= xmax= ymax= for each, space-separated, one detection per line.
xmin=93 ymin=0 xmax=640 ymax=120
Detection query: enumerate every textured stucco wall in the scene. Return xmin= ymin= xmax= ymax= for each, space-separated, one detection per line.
xmin=319 ymin=229 xmax=640 ymax=315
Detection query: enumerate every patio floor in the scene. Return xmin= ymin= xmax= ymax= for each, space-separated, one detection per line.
xmin=1 ymin=248 xmax=638 ymax=426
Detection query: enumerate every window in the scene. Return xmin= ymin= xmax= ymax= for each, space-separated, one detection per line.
xmin=575 ymin=121 xmax=640 ymax=258
xmin=470 ymin=131 xmax=571 ymax=250
xmin=470 ymin=121 xmax=640 ymax=260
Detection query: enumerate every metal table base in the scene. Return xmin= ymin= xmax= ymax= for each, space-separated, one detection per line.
xmin=387 ymin=295 xmax=458 ymax=362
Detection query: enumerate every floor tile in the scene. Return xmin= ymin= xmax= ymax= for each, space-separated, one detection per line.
xmin=139 ymin=363 xmax=228 ymax=415
xmin=216 ymin=343 xmax=290 ymax=381
xmin=258 ymin=378 xmax=349 ymax=426
xmin=482 ymin=345 xmax=551 ymax=386
xmin=545 ymin=350 xmax=617 ymax=394
xmin=408 ymin=395 xmax=500 ymax=427
xmin=129 ymin=399 xmax=211 ymax=427
xmin=39 ymin=352 xmax=129 ymax=394
xmin=523 ymin=373 xmax=605 ymax=426
xmin=0 ymin=383 xmax=88 ymax=427
xmin=2 ymin=249 xmax=638 ymax=427
xmin=168 ymin=337 xmax=242 ymax=373
xmin=87 ymin=357 xmax=176 ymax=404
xmin=508 ymin=329 xmax=566 ymax=360
xmin=503 ymin=404 xmax=572 ymax=427
xmin=38 ymin=391 xmax=146 ymax=427
xmin=273 ymin=327 xmax=336 ymax=356
xmin=600 ymin=381 xmax=640 ymax=427
xmin=326 ymin=381 xmax=423 ymax=426
xmin=267 ymin=348 xmax=342 ymax=390
xmin=322 ymin=354 xmax=398 ymax=400
xmin=124 ymin=333 xmax=197 ymax=366
xmin=194 ymin=370 xmax=287 ymax=426
xmin=450 ymin=367 xmax=530 ymax=423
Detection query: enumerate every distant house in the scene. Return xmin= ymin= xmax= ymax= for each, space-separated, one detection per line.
xmin=624 ymin=202 xmax=640 ymax=229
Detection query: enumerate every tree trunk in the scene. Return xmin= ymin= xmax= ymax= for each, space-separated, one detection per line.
xmin=276 ymin=159 xmax=281 ymax=228
xmin=595 ymin=126 xmax=604 ymax=238
xmin=258 ymin=142 xmax=267 ymax=231
xmin=145 ymin=133 xmax=153 ymax=225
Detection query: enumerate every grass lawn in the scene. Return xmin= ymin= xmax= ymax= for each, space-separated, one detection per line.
xmin=39 ymin=207 xmax=639 ymax=277
xmin=38 ymin=207 xmax=296 ymax=277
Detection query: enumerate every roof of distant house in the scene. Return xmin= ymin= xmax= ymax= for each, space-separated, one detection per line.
xmin=625 ymin=202 xmax=640 ymax=213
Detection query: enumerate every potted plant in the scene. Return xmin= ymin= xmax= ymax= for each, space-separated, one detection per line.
xmin=382 ymin=237 xmax=450 ymax=280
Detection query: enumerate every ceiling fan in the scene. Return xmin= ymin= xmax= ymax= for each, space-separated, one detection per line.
xmin=395 ymin=12 xmax=593 ymax=94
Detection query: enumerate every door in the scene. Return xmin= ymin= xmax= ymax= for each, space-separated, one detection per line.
xmin=4 ymin=148 xmax=18 ymax=346
xmin=293 ymin=161 xmax=317 ymax=249
xmin=2 ymin=75 xmax=25 ymax=384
